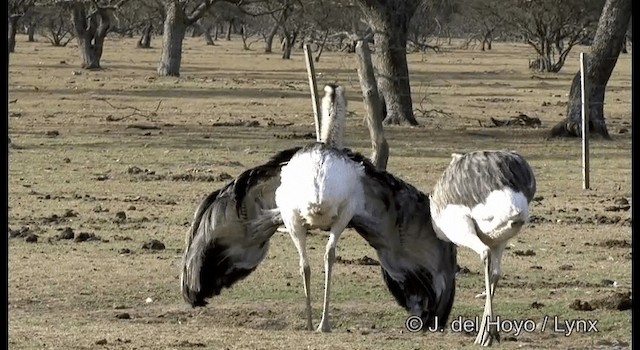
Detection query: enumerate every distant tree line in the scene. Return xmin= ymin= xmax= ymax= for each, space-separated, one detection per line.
xmin=8 ymin=0 xmax=632 ymax=137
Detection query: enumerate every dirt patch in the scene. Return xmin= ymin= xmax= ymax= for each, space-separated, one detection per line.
xmin=528 ymin=215 xmax=553 ymax=224
xmin=170 ymin=172 xmax=233 ymax=182
xmin=569 ymin=299 xmax=594 ymax=311
xmin=605 ymin=197 xmax=631 ymax=212
xmin=530 ymin=301 xmax=545 ymax=309
xmin=590 ymin=291 xmax=632 ymax=311
xmin=126 ymin=124 xmax=161 ymax=130
xmin=57 ymin=227 xmax=75 ymax=240
xmin=335 ymin=255 xmax=380 ymax=266
xmin=41 ymin=209 xmax=79 ymax=224
xmin=74 ymin=232 xmax=102 ymax=243
xmin=585 ymin=239 xmax=631 ymax=248
xmin=483 ymin=114 xmax=541 ymax=128
xmin=175 ymin=340 xmax=206 ymax=348
xmin=273 ymin=132 xmax=315 ymax=140
xmin=114 ymin=211 xmax=127 ymax=223
xmin=212 ymin=120 xmax=260 ymax=127
xmin=512 ymin=249 xmax=536 ymax=257
xmin=569 ymin=293 xmax=632 ymax=312
xmin=126 ymin=166 xmax=167 ymax=181
xmin=24 ymin=233 xmax=38 ymax=243
xmin=9 ymin=226 xmax=33 ymax=238
xmin=142 ymin=239 xmax=165 ymax=251
xmin=115 ymin=312 xmax=132 ymax=319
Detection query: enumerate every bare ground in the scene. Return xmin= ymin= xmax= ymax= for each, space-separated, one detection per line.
xmin=8 ymin=35 xmax=631 ymax=350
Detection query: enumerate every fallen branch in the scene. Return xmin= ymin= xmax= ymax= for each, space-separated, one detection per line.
xmin=413 ymin=96 xmax=451 ymax=118
xmin=480 ymin=114 xmax=542 ymax=128
xmin=98 ymin=98 xmax=162 ymax=121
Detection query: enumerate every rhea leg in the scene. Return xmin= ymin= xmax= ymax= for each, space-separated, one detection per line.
xmin=285 ymin=216 xmax=313 ymax=331
xmin=433 ymin=212 xmax=497 ymax=345
xmin=475 ymin=243 xmax=506 ymax=299
xmin=489 ymin=244 xmax=506 ymax=298
xmin=475 ymin=246 xmax=508 ymax=346
xmin=317 ymin=214 xmax=351 ymax=333
xmin=475 ymin=251 xmax=497 ymax=346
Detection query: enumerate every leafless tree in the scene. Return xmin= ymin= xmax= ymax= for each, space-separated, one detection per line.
xmin=502 ymin=0 xmax=604 ymax=72
xmin=550 ymin=0 xmax=631 ymax=138
xmin=38 ymin=5 xmax=75 ymax=46
xmin=110 ymin=0 xmax=156 ymax=38
xmin=132 ymin=1 xmax=165 ymax=48
xmin=21 ymin=5 xmax=44 ymax=42
xmin=454 ymin=0 xmax=505 ymax=51
xmin=407 ymin=0 xmax=456 ymax=53
xmin=9 ymin=0 xmax=36 ymax=53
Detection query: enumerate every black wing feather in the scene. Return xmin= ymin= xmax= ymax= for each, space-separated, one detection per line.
xmin=180 ymin=147 xmax=300 ymax=307
xmin=343 ymin=148 xmax=457 ymax=330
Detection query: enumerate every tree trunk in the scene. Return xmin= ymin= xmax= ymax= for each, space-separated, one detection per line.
xmin=8 ymin=16 xmax=20 ymax=53
xmin=214 ymin=23 xmax=220 ymax=40
xmin=356 ymin=40 xmax=389 ymax=170
xmin=137 ymin=23 xmax=153 ymax=48
xmin=550 ymin=0 xmax=631 ymax=139
xmin=314 ymin=29 xmax=329 ymax=62
xmin=264 ymin=23 xmax=279 ymax=53
xmin=241 ymin=24 xmax=249 ymax=50
xmin=195 ymin=20 xmax=214 ymax=45
xmin=70 ymin=4 xmax=111 ymax=69
xmin=77 ymin=36 xmax=104 ymax=69
xmin=225 ymin=19 xmax=234 ymax=40
xmin=359 ymin=0 xmax=419 ymax=126
xmin=27 ymin=22 xmax=36 ymax=42
xmin=282 ymin=30 xmax=300 ymax=60
xmin=157 ymin=2 xmax=187 ymax=77
xmin=281 ymin=30 xmax=297 ymax=59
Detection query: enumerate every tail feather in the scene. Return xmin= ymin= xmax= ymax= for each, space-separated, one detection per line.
xmin=300 ymin=202 xmax=336 ymax=229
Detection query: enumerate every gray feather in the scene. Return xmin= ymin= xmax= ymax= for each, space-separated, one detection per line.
xmin=431 ymin=150 xmax=536 ymax=213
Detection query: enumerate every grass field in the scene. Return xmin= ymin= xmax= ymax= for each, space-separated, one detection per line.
xmin=8 ymin=34 xmax=632 ymax=350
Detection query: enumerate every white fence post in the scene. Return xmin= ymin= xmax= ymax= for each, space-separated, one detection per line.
xmin=580 ymin=52 xmax=590 ymax=190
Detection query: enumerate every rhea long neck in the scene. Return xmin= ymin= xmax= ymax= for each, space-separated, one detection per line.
xmin=320 ymin=103 xmax=346 ymax=149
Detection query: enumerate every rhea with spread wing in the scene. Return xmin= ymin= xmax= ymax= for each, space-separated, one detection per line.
xmin=180 ymin=84 xmax=457 ymax=333
xmin=180 ymin=145 xmax=458 ymax=330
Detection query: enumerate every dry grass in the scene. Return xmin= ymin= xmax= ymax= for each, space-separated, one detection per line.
xmin=8 ymin=34 xmax=631 ymax=350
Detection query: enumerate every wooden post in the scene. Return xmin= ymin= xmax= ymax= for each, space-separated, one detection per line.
xmin=303 ymin=44 xmax=321 ymax=142
xmin=355 ymin=40 xmax=389 ymax=170
xmin=580 ymin=52 xmax=590 ymax=190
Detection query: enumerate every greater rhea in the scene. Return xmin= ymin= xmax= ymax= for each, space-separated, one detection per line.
xmin=180 ymin=84 xmax=457 ymax=333
xmin=275 ymin=84 xmax=361 ymax=332
xmin=430 ymin=151 xmax=536 ymax=346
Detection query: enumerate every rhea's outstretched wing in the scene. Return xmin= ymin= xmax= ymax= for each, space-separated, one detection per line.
xmin=344 ymin=150 xmax=457 ymax=330
xmin=180 ymin=146 xmax=301 ymax=307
